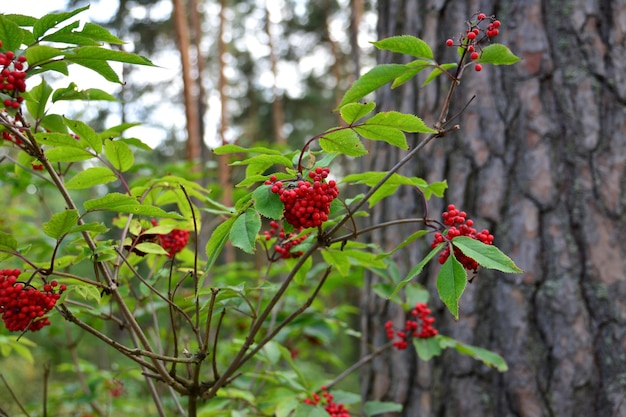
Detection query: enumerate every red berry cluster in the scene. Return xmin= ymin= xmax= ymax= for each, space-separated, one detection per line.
xmin=262 ymin=220 xmax=307 ymax=259
xmin=0 ymin=44 xmax=28 ymax=109
xmin=303 ymin=386 xmax=350 ymax=417
xmin=0 ymin=269 xmax=66 ymax=332
xmin=151 ymin=220 xmax=190 ymax=258
xmin=445 ymin=13 xmax=502 ymax=72
xmin=265 ymin=167 xmax=339 ymax=229
xmin=431 ymin=204 xmax=494 ymax=271
xmin=384 ymin=303 xmax=438 ymax=350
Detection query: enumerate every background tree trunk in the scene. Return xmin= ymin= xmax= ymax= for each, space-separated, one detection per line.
xmin=361 ymin=1 xmax=626 ymax=416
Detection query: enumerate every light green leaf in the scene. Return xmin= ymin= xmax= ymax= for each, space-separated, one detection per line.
xmin=8 ymin=341 xmax=35 ymax=364
xmin=71 ymin=284 xmax=102 ymax=304
xmin=451 ymin=236 xmax=523 ymax=273
xmin=205 ymin=216 xmax=237 ymax=273
xmin=354 ymin=125 xmax=407 ymax=149
xmin=0 ymin=232 xmax=18 ymax=260
xmin=372 ymin=35 xmax=433 ymax=59
xmin=24 ymin=79 xmax=53 ymax=121
xmin=212 ymin=144 xmax=283 ymax=155
xmin=79 ymin=22 xmax=125 ymax=45
xmin=321 ymin=249 xmax=351 ymax=276
xmin=364 ymin=401 xmax=403 ymax=416
xmin=422 ymin=62 xmax=457 ymax=87
xmin=42 ymin=209 xmax=79 ymax=239
xmin=413 ymin=336 xmax=442 ymax=361
xmin=231 ymin=154 xmax=293 ymax=176
xmin=52 ymin=82 xmax=118 ymax=102
xmin=437 ymin=335 xmax=508 ymax=371
xmin=45 ymin=147 xmax=94 ymax=163
xmin=84 ymin=193 xmax=183 ymax=218
xmin=34 ymin=132 xmax=83 ymax=148
xmin=319 ymin=128 xmax=367 ymax=157
xmin=338 ymin=64 xmax=409 ymax=108
xmin=339 ymin=102 xmax=376 ymax=125
xmin=104 ymin=139 xmax=134 ymax=172
xmin=64 ymin=118 xmax=102 ymax=153
xmin=65 ymin=167 xmax=118 ymax=189
xmin=341 ymin=171 xmax=428 ymax=207
xmin=229 ymin=209 xmax=261 ymax=254
xmin=478 ymin=43 xmax=521 ymax=65
xmin=437 ymin=253 xmax=467 ymax=319
xmin=389 ymin=244 xmax=444 ymax=299
xmin=0 ymin=15 xmax=24 ymax=51
xmin=252 ymin=185 xmax=283 ymax=220
xmin=135 ymin=242 xmax=169 ymax=256
xmin=366 ymin=111 xmax=436 ymax=134
xmin=33 ymin=5 xmax=89 ymax=39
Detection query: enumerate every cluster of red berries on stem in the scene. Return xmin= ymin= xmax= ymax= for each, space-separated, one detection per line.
xmin=445 ymin=13 xmax=502 ymax=72
xmin=431 ymin=204 xmax=494 ymax=271
xmin=303 ymin=386 xmax=350 ymax=417
xmin=0 ymin=269 xmax=66 ymax=332
xmin=265 ymin=166 xmax=339 ymax=229
xmin=262 ymin=220 xmax=307 ymax=259
xmin=0 ymin=42 xmax=28 ymax=109
xmin=151 ymin=220 xmax=190 ymax=258
xmin=385 ymin=303 xmax=438 ymax=350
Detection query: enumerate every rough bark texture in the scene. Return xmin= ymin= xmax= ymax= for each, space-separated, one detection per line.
xmin=360 ymin=1 xmax=626 ymax=416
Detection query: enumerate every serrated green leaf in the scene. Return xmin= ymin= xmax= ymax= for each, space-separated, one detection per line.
xmin=70 ymin=222 xmax=109 ymax=235
xmin=65 ymin=55 xmax=121 ymax=83
xmin=84 ymin=193 xmax=182 ymax=218
xmin=478 ymin=43 xmax=520 ymax=65
xmin=45 ymin=146 xmax=94 ymax=162
xmin=354 ymin=125 xmax=407 ymax=149
xmin=252 ymin=185 xmax=284 ymax=219
xmin=39 ymin=115 xmax=67 ymax=134
xmin=339 ymin=102 xmax=376 ymax=125
xmin=64 ymin=117 xmax=102 ymax=153
xmin=205 ymin=216 xmax=237 ymax=274
xmin=437 ymin=335 xmax=508 ymax=371
xmin=341 ymin=171 xmax=428 ymax=207
xmin=0 ymin=232 xmax=18 ymax=260
xmin=35 ymin=132 xmax=83 ymax=148
xmin=451 ymin=236 xmax=523 ymax=273
xmin=71 ymin=284 xmax=102 ymax=304
xmin=437 ymin=254 xmax=467 ymax=319
xmin=0 ymin=15 xmax=24 ymax=52
xmin=52 ymin=82 xmax=118 ymax=102
xmin=319 ymin=128 xmax=367 ymax=157
xmin=42 ymin=209 xmax=79 ymax=239
xmin=41 ymin=21 xmax=101 ymax=46
xmin=24 ymin=45 xmax=64 ymax=67
xmin=104 ymin=140 xmax=134 ymax=172
xmin=135 ymin=242 xmax=169 ymax=256
xmin=366 ymin=111 xmax=436 ymax=134
xmin=389 ymin=244 xmax=444 ymax=299
xmin=390 ymin=61 xmax=431 ymax=88
xmin=338 ymin=64 xmax=409 ymax=108
xmin=24 ymin=79 xmax=53 ymax=121
xmin=422 ymin=63 xmax=457 ymax=87
xmin=231 ymin=154 xmax=293 ymax=176
xmin=413 ymin=336 xmax=442 ymax=361
xmin=212 ymin=144 xmax=283 ymax=155
xmin=321 ymin=249 xmax=351 ymax=276
xmin=364 ymin=401 xmax=403 ymax=416
xmin=65 ymin=167 xmax=118 ymax=189
xmin=33 ymin=5 xmax=89 ymax=39
xmin=372 ymin=35 xmax=433 ymax=59
xmin=229 ymin=209 xmax=261 ymax=254
xmin=77 ymin=22 xmax=125 ymax=45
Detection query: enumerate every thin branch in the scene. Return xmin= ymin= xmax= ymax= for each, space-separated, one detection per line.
xmin=0 ymin=373 xmax=31 ymax=417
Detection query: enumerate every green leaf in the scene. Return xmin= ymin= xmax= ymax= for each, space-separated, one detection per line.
xmin=319 ymin=128 xmax=367 ymax=157
xmin=65 ymin=167 xmax=118 ymax=189
xmin=338 ymin=64 xmax=409 ymax=108
xmin=0 ymin=15 xmax=24 ymax=52
xmin=321 ymin=249 xmax=351 ymax=276
xmin=231 ymin=154 xmax=293 ymax=176
xmin=229 ymin=209 xmax=261 ymax=254
xmin=339 ymin=102 xmax=376 ymax=125
xmin=372 ymin=35 xmax=433 ymax=59
xmin=72 ymin=22 xmax=125 ymax=45
xmin=23 ymin=79 xmax=53 ymax=121
xmin=437 ymin=335 xmax=508 ymax=371
xmin=24 ymin=45 xmax=64 ymax=67
xmin=478 ymin=43 xmax=521 ymax=65
xmin=205 ymin=216 xmax=237 ymax=273
xmin=341 ymin=171 xmax=429 ymax=207
xmin=84 ymin=193 xmax=183 ymax=218
xmin=212 ymin=144 xmax=283 ymax=155
xmin=64 ymin=117 xmax=103 ymax=153
xmin=364 ymin=401 xmax=403 ymax=416
xmin=65 ymin=55 xmax=121 ymax=83
xmin=45 ymin=146 xmax=94 ymax=163
xmin=0 ymin=232 xmax=18 ymax=261
xmin=354 ymin=125 xmax=407 ymax=149
xmin=42 ymin=210 xmax=79 ymax=239
xmin=451 ymin=236 xmax=523 ymax=273
xmin=413 ymin=336 xmax=442 ymax=361
xmin=52 ymin=82 xmax=118 ymax=102
xmin=422 ymin=63 xmax=457 ymax=87
xmin=104 ymin=140 xmax=134 ymax=172
xmin=33 ymin=5 xmax=90 ymax=39
xmin=390 ymin=61 xmax=432 ymax=88
xmin=389 ymin=244 xmax=444 ymax=299
xmin=252 ymin=185 xmax=283 ymax=219
xmin=367 ymin=111 xmax=436 ymax=134
xmin=437 ymin=254 xmax=467 ymax=319
xmin=39 ymin=115 xmax=67 ymax=134
xmin=40 ymin=21 xmax=101 ymax=46
xmin=135 ymin=242 xmax=169 ymax=256
xmin=70 ymin=222 xmax=109 ymax=235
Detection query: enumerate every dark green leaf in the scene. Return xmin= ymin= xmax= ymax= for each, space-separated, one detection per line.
xmin=229 ymin=209 xmax=261 ymax=254
xmin=0 ymin=15 xmax=24 ymax=52
xmin=78 ymin=22 xmax=125 ymax=45
xmin=231 ymin=154 xmax=293 ymax=176
xmin=65 ymin=167 xmax=118 ymax=189
xmin=65 ymin=56 xmax=121 ymax=83
xmin=42 ymin=210 xmax=79 ymax=239
xmin=372 ymin=35 xmax=433 ymax=59
xmin=338 ymin=64 xmax=409 ymax=108
xmin=104 ymin=140 xmax=134 ymax=172
xmin=252 ymin=185 xmax=284 ymax=219
xmin=24 ymin=45 xmax=64 ymax=67
xmin=451 ymin=236 xmax=523 ymax=273
xmin=319 ymin=128 xmax=367 ymax=157
xmin=83 ymin=193 xmax=183 ymax=218
xmin=205 ymin=216 xmax=237 ymax=273
xmin=24 ymin=79 xmax=53 ymax=121
xmin=41 ymin=21 xmax=101 ymax=46
xmin=437 ymin=254 xmax=467 ymax=319
xmin=478 ymin=43 xmax=521 ymax=65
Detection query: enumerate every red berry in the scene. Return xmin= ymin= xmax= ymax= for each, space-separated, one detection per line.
xmin=477 ymin=13 xmax=486 ymax=20
xmin=446 ymin=38 xmax=454 ymax=47
xmin=470 ymin=52 xmax=479 ymax=60
xmin=467 ymin=32 xmax=477 ymax=40
xmin=475 ymin=64 xmax=483 ymax=71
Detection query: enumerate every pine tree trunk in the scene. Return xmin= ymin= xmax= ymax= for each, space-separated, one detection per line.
xmin=361 ymin=1 xmax=626 ymax=416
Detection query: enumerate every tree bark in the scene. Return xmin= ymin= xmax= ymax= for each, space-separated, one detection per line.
xmin=361 ymin=1 xmax=626 ymax=416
